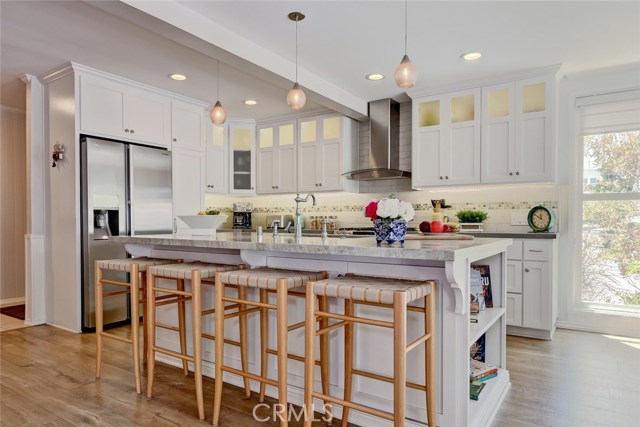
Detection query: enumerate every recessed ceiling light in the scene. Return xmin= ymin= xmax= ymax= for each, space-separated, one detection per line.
xmin=169 ymin=73 xmax=187 ymax=81
xmin=243 ymin=99 xmax=258 ymax=106
xmin=461 ymin=52 xmax=482 ymax=61
xmin=366 ymin=74 xmax=385 ymax=81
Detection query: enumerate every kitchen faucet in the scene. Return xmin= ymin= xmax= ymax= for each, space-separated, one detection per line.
xmin=294 ymin=193 xmax=316 ymax=239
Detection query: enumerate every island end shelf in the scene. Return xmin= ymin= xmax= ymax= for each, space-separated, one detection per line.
xmin=114 ymin=232 xmax=512 ymax=427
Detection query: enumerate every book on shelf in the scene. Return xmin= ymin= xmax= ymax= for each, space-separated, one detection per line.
xmin=471 ymin=265 xmax=493 ymax=308
xmin=470 ymin=358 xmax=498 ymax=380
xmin=475 ymin=372 xmax=498 ymax=382
xmin=470 ymin=269 xmax=485 ymax=313
xmin=469 ymin=334 xmax=485 ymax=362
xmin=469 ymin=380 xmax=486 ymax=400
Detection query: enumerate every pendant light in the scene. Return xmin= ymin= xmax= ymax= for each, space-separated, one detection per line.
xmin=394 ymin=0 xmax=417 ymax=89
xmin=210 ymin=60 xmax=227 ymax=124
xmin=287 ymin=11 xmax=306 ymax=110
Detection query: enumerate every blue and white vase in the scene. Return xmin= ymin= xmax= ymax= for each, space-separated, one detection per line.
xmin=373 ymin=219 xmax=407 ymax=245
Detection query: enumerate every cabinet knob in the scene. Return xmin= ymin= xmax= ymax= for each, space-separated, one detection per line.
xmin=130 ymin=129 xmax=135 ymax=134
xmin=251 ymin=187 xmax=254 ymax=190
xmin=173 ymin=138 xmax=177 ymax=142
xmin=516 ymin=171 xmax=520 ymax=175
xmin=439 ymin=176 xmax=443 ymax=180
xmin=445 ymin=176 xmax=449 ymax=180
xmin=125 ymin=129 xmax=130 ymax=133
xmin=509 ymin=172 xmax=513 ymax=176
xmin=276 ymin=186 xmax=279 ymax=189
xmin=525 ymin=268 xmax=530 ymax=272
xmin=319 ymin=183 xmax=322 ymax=186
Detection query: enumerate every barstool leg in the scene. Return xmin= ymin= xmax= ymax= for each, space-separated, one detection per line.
xmin=130 ymin=264 xmax=142 ymax=395
xmin=303 ymin=284 xmax=316 ymax=427
xmin=425 ymin=292 xmax=436 ymax=427
xmin=259 ymin=289 xmax=269 ymax=403
xmin=95 ymin=261 xmax=103 ymax=379
xmin=141 ymin=272 xmax=148 ymax=364
xmin=146 ymin=270 xmax=157 ymax=398
xmin=238 ymin=286 xmax=252 ymax=398
xmin=276 ymin=280 xmax=289 ymax=427
xmin=318 ymin=295 xmax=332 ymax=425
xmin=191 ymin=271 xmax=205 ymax=420
xmin=212 ymin=273 xmax=225 ymax=427
xmin=341 ymin=299 xmax=354 ymax=427
xmin=176 ymin=278 xmax=189 ymax=376
xmin=393 ymin=292 xmax=408 ymax=427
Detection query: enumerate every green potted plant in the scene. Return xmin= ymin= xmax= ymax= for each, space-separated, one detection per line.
xmin=455 ymin=210 xmax=489 ymax=232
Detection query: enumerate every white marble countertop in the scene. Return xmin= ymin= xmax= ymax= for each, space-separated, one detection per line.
xmin=112 ymin=232 xmax=511 ymax=262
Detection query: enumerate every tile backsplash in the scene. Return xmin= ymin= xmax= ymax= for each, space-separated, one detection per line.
xmin=206 ymin=183 xmax=561 ymax=233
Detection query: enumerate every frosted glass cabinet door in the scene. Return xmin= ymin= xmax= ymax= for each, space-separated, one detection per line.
xmin=445 ymin=89 xmax=480 ymax=185
xmin=229 ymin=121 xmax=256 ymax=194
xmin=257 ymin=125 xmax=276 ymax=194
xmin=481 ymin=83 xmax=515 ymax=183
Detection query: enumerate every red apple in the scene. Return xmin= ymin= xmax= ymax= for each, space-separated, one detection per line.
xmin=443 ymin=224 xmax=451 ymax=233
xmin=430 ymin=221 xmax=444 ymax=233
xmin=419 ymin=221 xmax=431 ymax=232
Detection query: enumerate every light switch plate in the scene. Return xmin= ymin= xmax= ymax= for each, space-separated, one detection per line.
xmin=511 ymin=212 xmax=527 ymax=226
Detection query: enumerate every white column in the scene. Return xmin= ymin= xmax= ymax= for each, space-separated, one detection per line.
xmin=20 ymin=74 xmax=47 ymax=326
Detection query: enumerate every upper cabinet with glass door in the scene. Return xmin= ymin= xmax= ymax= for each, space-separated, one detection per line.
xmin=412 ymin=89 xmax=481 ymax=188
xmin=228 ymin=119 xmax=256 ymax=195
xmin=297 ymin=114 xmax=358 ymax=193
xmin=257 ymin=120 xmax=297 ymax=194
xmin=481 ymin=75 xmax=554 ymax=183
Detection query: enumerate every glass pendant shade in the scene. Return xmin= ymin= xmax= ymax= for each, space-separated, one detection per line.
xmin=394 ymin=54 xmax=417 ymax=89
xmin=210 ymin=100 xmax=227 ymax=124
xmin=287 ymin=82 xmax=306 ymax=110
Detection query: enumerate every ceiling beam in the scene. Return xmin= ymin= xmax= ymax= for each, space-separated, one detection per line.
xmin=118 ymin=0 xmax=368 ymax=120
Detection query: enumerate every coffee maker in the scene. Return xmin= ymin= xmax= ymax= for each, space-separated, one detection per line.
xmin=233 ymin=202 xmax=253 ymax=229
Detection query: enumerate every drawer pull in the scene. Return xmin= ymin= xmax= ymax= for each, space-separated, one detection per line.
xmin=528 ymin=250 xmax=543 ymax=253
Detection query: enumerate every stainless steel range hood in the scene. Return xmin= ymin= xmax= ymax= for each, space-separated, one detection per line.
xmin=345 ymin=98 xmax=411 ymax=180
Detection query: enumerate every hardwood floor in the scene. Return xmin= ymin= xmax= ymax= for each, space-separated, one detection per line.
xmin=1 ymin=326 xmax=638 ymax=426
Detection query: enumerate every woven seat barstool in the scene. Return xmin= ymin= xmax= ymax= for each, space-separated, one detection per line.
xmin=303 ymin=274 xmax=437 ymax=427
xmin=146 ymin=261 xmax=245 ymax=420
xmin=95 ymin=257 xmax=174 ymax=395
xmin=211 ymin=267 xmax=329 ymax=427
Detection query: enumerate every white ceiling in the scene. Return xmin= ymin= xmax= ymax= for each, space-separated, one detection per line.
xmin=2 ymin=1 xmax=639 ymax=120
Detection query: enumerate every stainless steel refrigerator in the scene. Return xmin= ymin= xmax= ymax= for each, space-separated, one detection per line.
xmin=80 ymin=137 xmax=172 ymax=331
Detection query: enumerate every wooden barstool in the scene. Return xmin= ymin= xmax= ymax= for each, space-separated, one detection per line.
xmin=212 ymin=267 xmax=329 ymax=427
xmin=303 ymin=274 xmax=436 ymax=427
xmin=95 ymin=257 xmax=174 ymax=395
xmin=146 ymin=262 xmax=245 ymax=420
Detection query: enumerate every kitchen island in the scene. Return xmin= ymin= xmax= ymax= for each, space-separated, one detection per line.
xmin=113 ymin=232 xmax=512 ymax=427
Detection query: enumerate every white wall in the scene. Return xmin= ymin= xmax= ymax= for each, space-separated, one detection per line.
xmin=0 ymin=106 xmax=27 ymax=306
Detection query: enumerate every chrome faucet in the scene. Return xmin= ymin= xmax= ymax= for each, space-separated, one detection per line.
xmin=294 ymin=193 xmax=316 ymax=239
xmin=270 ymin=219 xmax=280 ymax=238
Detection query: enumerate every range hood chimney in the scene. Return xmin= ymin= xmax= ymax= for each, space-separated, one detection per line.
xmin=345 ymin=98 xmax=411 ymax=180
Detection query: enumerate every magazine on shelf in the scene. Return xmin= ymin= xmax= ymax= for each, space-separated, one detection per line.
xmin=469 ymin=334 xmax=485 ymax=362
xmin=471 ymin=265 xmax=493 ymax=308
xmin=470 ymin=268 xmax=485 ymax=313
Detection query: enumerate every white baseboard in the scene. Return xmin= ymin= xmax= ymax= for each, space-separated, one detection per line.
xmin=0 ymin=297 xmax=25 ymax=308
xmin=556 ymin=321 xmax=640 ymax=339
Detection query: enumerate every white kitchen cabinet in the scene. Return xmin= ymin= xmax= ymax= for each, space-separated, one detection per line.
xmin=228 ymin=119 xmax=256 ymax=195
xmin=205 ymin=124 xmax=228 ymax=194
xmin=79 ymin=74 xmax=170 ymax=147
xmin=171 ymin=100 xmax=205 ymax=151
xmin=506 ymin=238 xmax=557 ymax=339
xmin=172 ymin=147 xmax=205 ymax=219
xmin=412 ymin=89 xmax=481 ymax=188
xmin=257 ymin=121 xmax=297 ymax=194
xmin=297 ymin=114 xmax=357 ymax=193
xmin=481 ymin=76 xmax=553 ymax=183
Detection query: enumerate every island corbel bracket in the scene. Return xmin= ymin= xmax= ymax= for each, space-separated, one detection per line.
xmin=445 ymin=258 xmax=469 ymax=315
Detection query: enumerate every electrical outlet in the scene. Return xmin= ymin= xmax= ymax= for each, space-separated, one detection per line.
xmin=511 ymin=212 xmax=527 ymax=226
